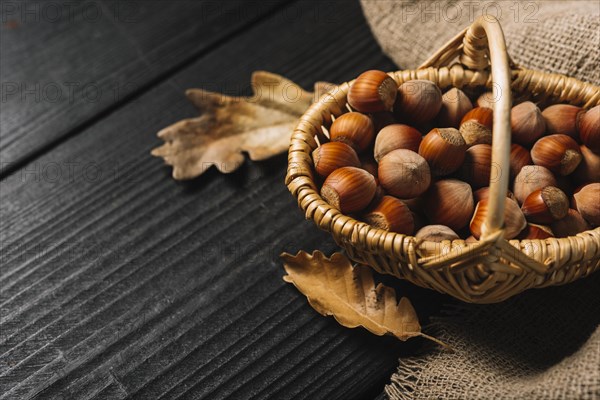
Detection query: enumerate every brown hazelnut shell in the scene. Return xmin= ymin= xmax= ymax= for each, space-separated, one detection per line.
xmin=423 ymin=179 xmax=474 ymax=231
xmin=509 ymin=143 xmax=533 ymax=179
xmin=531 ymin=134 xmax=582 ymax=176
xmin=321 ymin=166 xmax=376 ymax=213
xmin=579 ymin=105 xmax=600 ymax=153
xmin=460 ymin=144 xmax=495 ymax=188
xmin=312 ymin=142 xmax=360 ymax=178
xmin=459 ymin=107 xmax=493 ymax=146
xmin=513 ymin=165 xmax=558 ymax=205
xmin=551 ymin=209 xmax=591 ymax=237
xmin=374 ymin=124 xmax=422 ymax=162
xmin=572 ymin=183 xmax=600 ymax=226
xmin=521 ymin=186 xmax=569 ymax=224
xmin=517 ymin=224 xmax=554 ymax=240
xmin=510 ymin=102 xmax=546 ymax=146
xmin=394 ymin=80 xmax=442 ymax=125
xmin=470 ymin=198 xmax=527 ymax=240
xmin=363 ymin=195 xmax=414 ymax=234
xmin=348 ymin=70 xmax=397 ymax=113
xmin=415 ymin=225 xmax=460 ymax=242
xmin=476 ymin=92 xmax=497 ymax=109
xmin=329 ymin=112 xmax=375 ymax=152
xmin=378 ymin=149 xmax=431 ymax=198
xmin=418 ymin=127 xmax=467 ymax=176
xmin=437 ymin=88 xmax=473 ymax=128
xmin=574 ymin=145 xmax=600 ymax=182
xmin=542 ymin=104 xmax=583 ymax=139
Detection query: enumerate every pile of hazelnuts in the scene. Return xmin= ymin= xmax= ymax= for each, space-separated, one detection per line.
xmin=313 ymin=70 xmax=600 ymax=242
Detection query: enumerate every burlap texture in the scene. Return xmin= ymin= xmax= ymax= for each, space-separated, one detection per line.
xmin=386 ymin=274 xmax=600 ymax=399
xmin=358 ymin=1 xmax=600 ymax=399
xmin=360 ymin=1 xmax=599 ymax=83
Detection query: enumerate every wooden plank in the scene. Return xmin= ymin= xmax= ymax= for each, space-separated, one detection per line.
xmin=0 ymin=1 xmax=447 ymax=398
xmin=0 ymin=0 xmax=287 ymax=174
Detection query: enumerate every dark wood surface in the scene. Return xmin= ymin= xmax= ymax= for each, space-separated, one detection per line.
xmin=0 ymin=0 xmax=285 ymax=175
xmin=0 ymin=1 xmax=448 ymax=399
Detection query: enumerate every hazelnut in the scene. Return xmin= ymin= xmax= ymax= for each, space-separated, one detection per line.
xmin=542 ymin=104 xmax=583 ymax=139
xmin=460 ymin=144 xmax=495 ymax=188
xmin=579 ymin=105 xmax=600 ymax=153
xmin=572 ymin=183 xmax=600 ymax=226
xmin=312 ymin=142 xmax=361 ymax=178
xmin=470 ymin=197 xmax=527 ymax=240
xmin=459 ymin=107 xmax=493 ymax=146
xmin=363 ymin=196 xmax=414 ymax=234
xmin=437 ymin=88 xmax=473 ymax=128
xmin=531 ymin=134 xmax=582 ymax=176
xmin=521 ymin=186 xmax=569 ymax=224
xmin=551 ymin=209 xmax=591 ymax=237
xmin=365 ymin=181 xmax=386 ymax=210
xmin=510 ymin=101 xmax=546 ymax=146
xmin=374 ymin=124 xmax=422 ymax=162
xmin=574 ymin=145 xmax=600 ymax=182
xmin=517 ymin=224 xmax=554 ymax=240
xmin=329 ymin=112 xmax=375 ymax=152
xmin=415 ymin=225 xmax=460 ymax=242
xmin=348 ymin=70 xmax=397 ymax=113
xmin=418 ymin=127 xmax=467 ymax=176
xmin=513 ymin=165 xmax=558 ymax=205
xmin=378 ymin=149 xmax=431 ymax=198
xmin=509 ymin=143 xmax=533 ymax=179
xmin=423 ymin=179 xmax=474 ymax=230
xmin=394 ymin=80 xmax=442 ymax=125
xmin=476 ymin=91 xmax=497 ymax=109
xmin=321 ymin=166 xmax=376 ymax=213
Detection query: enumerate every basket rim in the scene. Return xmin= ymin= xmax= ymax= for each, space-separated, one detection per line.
xmin=286 ymin=65 xmax=600 ymax=272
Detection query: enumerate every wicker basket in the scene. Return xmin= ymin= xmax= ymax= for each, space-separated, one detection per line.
xmin=285 ymin=16 xmax=600 ymax=304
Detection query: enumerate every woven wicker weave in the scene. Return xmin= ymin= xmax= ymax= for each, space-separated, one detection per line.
xmin=286 ymin=16 xmax=600 ymax=303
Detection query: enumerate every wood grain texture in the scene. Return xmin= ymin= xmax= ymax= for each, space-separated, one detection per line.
xmin=0 ymin=1 xmax=447 ymax=398
xmin=0 ymin=0 xmax=287 ymax=174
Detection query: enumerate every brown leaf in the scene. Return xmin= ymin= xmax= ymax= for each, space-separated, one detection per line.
xmin=281 ymin=251 xmax=424 ymax=341
xmin=152 ymin=71 xmax=332 ymax=180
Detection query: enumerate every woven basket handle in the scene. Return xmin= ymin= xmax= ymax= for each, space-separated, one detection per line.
xmin=421 ymin=16 xmax=512 ymax=241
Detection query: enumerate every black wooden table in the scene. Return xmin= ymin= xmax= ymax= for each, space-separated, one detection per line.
xmin=1 ymin=1 xmax=449 ymax=398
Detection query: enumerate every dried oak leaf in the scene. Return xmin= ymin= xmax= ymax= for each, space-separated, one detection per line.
xmin=152 ymin=71 xmax=333 ymax=180
xmin=282 ymin=251 xmax=444 ymax=344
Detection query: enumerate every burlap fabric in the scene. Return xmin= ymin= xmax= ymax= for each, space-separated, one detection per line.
xmin=358 ymin=1 xmax=600 ymax=399
xmin=361 ymin=1 xmax=599 ymax=82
